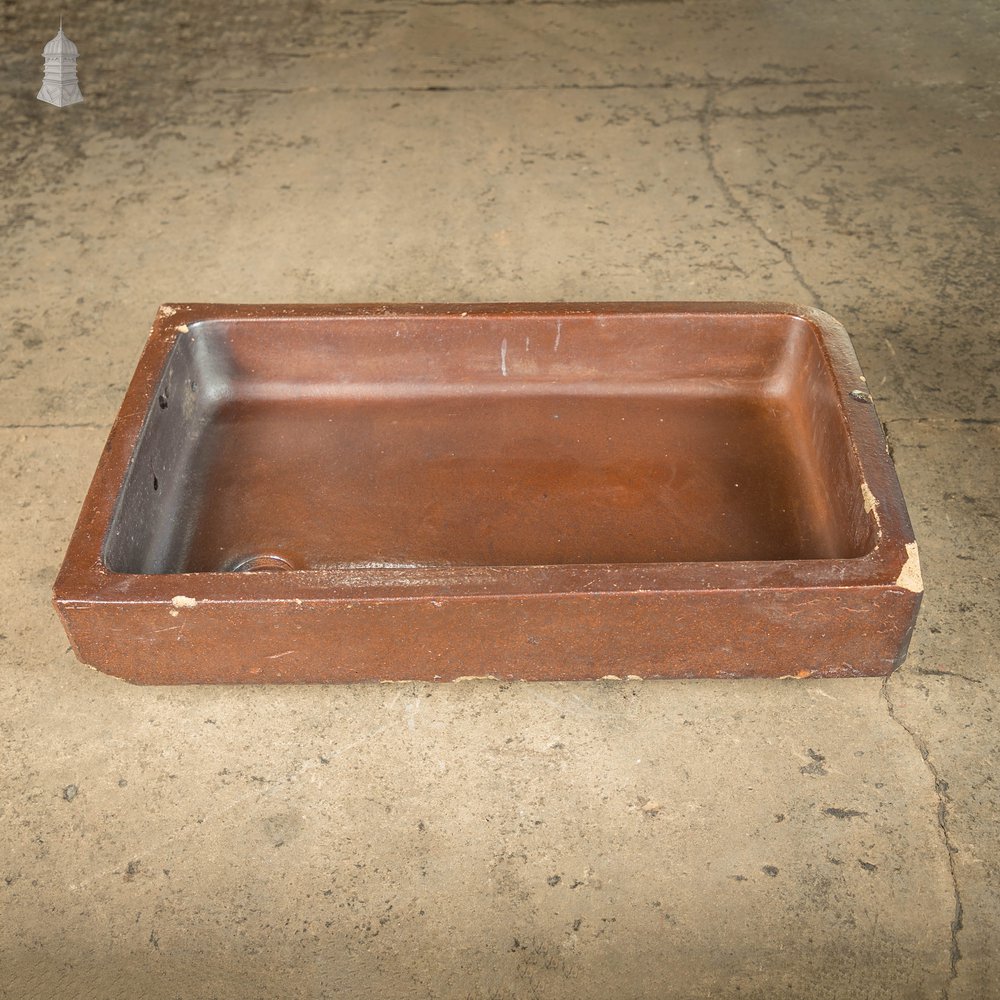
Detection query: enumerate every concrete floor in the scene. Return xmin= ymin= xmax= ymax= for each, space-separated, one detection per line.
xmin=1 ymin=1 xmax=998 ymax=997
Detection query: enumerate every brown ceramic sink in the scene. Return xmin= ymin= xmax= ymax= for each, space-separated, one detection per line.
xmin=54 ymin=303 xmax=921 ymax=683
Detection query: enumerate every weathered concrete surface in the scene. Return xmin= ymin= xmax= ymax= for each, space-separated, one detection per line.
xmin=1 ymin=2 xmax=997 ymax=997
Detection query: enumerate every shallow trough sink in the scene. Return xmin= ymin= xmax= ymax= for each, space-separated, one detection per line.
xmin=54 ymin=303 xmax=922 ymax=683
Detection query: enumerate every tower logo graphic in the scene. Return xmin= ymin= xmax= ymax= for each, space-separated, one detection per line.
xmin=37 ymin=19 xmax=83 ymax=108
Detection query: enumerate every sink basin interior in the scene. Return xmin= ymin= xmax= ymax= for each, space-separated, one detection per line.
xmin=103 ymin=312 xmax=877 ymax=574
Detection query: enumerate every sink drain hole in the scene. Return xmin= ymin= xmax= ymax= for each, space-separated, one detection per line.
xmin=230 ymin=553 xmax=295 ymax=573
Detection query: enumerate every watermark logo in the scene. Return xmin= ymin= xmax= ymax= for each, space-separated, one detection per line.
xmin=37 ymin=18 xmax=83 ymax=108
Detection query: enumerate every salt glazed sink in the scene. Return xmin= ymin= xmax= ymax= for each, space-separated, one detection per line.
xmin=53 ymin=303 xmax=922 ymax=684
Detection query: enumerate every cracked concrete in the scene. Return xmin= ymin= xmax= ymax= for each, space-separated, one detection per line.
xmin=882 ymin=677 xmax=965 ymax=992
xmin=699 ymin=86 xmax=824 ymax=308
xmin=1 ymin=1 xmax=998 ymax=998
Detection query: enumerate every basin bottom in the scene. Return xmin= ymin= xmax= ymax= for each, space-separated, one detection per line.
xmin=171 ymin=391 xmax=848 ymax=573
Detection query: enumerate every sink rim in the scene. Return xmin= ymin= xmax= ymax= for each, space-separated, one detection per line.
xmin=54 ymin=301 xmax=920 ymax=606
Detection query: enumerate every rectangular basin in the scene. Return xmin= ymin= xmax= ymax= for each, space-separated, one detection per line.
xmin=54 ymin=303 xmax=922 ymax=683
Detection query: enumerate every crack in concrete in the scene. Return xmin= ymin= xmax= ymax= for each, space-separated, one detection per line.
xmin=418 ymin=0 xmax=687 ymax=6
xmin=0 ymin=422 xmax=107 ymax=430
xmin=916 ymin=667 xmax=983 ymax=684
xmin=881 ymin=676 xmax=964 ymax=998
xmin=722 ymin=103 xmax=872 ymax=119
xmin=214 ymin=76 xmax=846 ymax=97
xmin=886 ymin=416 xmax=1000 ymax=426
xmin=698 ymin=87 xmax=823 ymax=308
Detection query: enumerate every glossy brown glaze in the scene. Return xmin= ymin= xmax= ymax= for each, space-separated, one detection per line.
xmin=53 ymin=303 xmax=922 ymax=683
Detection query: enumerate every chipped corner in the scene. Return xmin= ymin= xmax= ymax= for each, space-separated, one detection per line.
xmin=894 ymin=541 xmax=923 ymax=594
xmin=168 ymin=595 xmax=198 ymax=617
xmin=861 ymin=480 xmax=882 ymax=530
xmin=859 ymin=482 xmax=921 ymax=594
